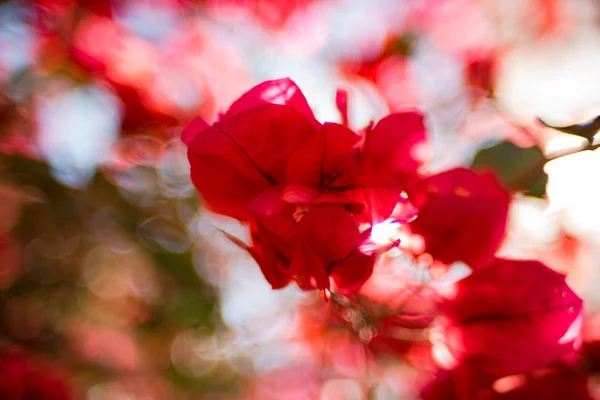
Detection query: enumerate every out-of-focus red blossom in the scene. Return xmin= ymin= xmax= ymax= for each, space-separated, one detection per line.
xmin=30 ymin=0 xmax=75 ymax=33
xmin=0 ymin=233 xmax=21 ymax=290
xmin=111 ymin=83 xmax=178 ymax=134
xmin=30 ymin=0 xmax=113 ymax=16
xmin=70 ymin=15 xmax=119 ymax=72
xmin=204 ymin=0 xmax=313 ymax=29
xmin=185 ymin=78 xmax=427 ymax=293
xmin=75 ymin=0 xmax=113 ymax=16
xmin=341 ymin=51 xmax=421 ymax=113
xmin=530 ymin=0 xmax=570 ymax=39
xmin=408 ymin=168 xmax=510 ymax=269
xmin=465 ymin=53 xmax=496 ymax=100
xmin=0 ymin=347 xmax=73 ymax=400
xmin=583 ymin=340 xmax=600 ymax=374
xmin=65 ymin=318 xmax=140 ymax=371
xmin=69 ymin=16 xmax=180 ymax=134
xmin=423 ymin=258 xmax=584 ymax=399
xmin=422 ymin=362 xmax=591 ymax=400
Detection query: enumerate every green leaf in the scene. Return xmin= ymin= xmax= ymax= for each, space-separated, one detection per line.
xmin=471 ymin=141 xmax=547 ymax=198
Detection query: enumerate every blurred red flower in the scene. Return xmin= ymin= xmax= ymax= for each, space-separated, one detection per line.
xmin=408 ymin=168 xmax=510 ymax=269
xmin=465 ymin=53 xmax=496 ymax=100
xmin=423 ymin=258 xmax=585 ymax=399
xmin=0 ymin=347 xmax=73 ymax=400
xmin=422 ymin=361 xmax=591 ymax=400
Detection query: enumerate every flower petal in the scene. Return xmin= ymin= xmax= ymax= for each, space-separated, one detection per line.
xmin=286 ymin=122 xmax=360 ymax=187
xmin=297 ymin=205 xmax=360 ymax=263
xmin=344 ymin=186 xmax=407 ymax=225
xmin=329 ymin=249 xmax=376 ymax=296
xmin=225 ymin=78 xmax=319 ymax=127
xmin=248 ymin=189 xmax=298 ymax=289
xmin=250 ymin=222 xmax=294 ymax=290
xmin=439 ymin=258 xmax=583 ymax=378
xmin=339 ymin=111 xmax=428 ymax=225
xmin=359 ymin=111 xmax=427 ymax=178
xmin=181 ymin=116 xmax=209 ymax=145
xmin=290 ymin=243 xmax=330 ymax=290
xmin=281 ymin=184 xmax=320 ymax=204
xmin=409 ymin=168 xmax=510 ymax=268
xmin=187 ymin=104 xmax=317 ymax=220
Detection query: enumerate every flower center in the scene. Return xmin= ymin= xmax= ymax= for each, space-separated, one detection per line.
xmin=293 ymin=206 xmax=310 ymax=222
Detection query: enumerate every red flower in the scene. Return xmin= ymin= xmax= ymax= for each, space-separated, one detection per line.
xmin=465 ymin=53 xmax=496 ymax=100
xmin=0 ymin=347 xmax=73 ymax=400
xmin=185 ymin=78 xmax=428 ymax=293
xmin=424 ymin=258 xmax=584 ymax=399
xmin=408 ymin=168 xmax=510 ymax=269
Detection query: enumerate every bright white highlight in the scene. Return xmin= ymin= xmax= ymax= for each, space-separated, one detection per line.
xmin=38 ymin=85 xmax=122 ymax=188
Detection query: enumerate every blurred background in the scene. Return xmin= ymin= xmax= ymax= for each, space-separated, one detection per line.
xmin=3 ymin=0 xmax=600 ymax=398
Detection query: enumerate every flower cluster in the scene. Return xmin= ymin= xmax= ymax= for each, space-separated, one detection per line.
xmin=184 ymin=78 xmax=426 ymax=294
xmin=185 ymin=78 xmax=587 ymax=398
xmin=423 ymin=258 xmax=585 ymax=399
xmin=184 ymin=78 xmax=515 ymax=292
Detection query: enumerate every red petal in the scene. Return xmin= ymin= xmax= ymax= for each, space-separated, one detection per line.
xmin=225 ymin=78 xmax=319 ymax=128
xmin=335 ymin=89 xmax=349 ymax=127
xmin=0 ymin=349 xmax=28 ymax=399
xmin=389 ymin=195 xmax=419 ymax=223
xmin=289 ymin=205 xmax=372 ymax=293
xmin=409 ymin=168 xmax=510 ymax=268
xmin=488 ymin=365 xmax=590 ymax=400
xmin=466 ymin=55 xmax=496 ymax=97
xmin=250 ymin=222 xmax=294 ymax=289
xmin=421 ymin=368 xmax=460 ymax=400
xmin=248 ymin=189 xmax=297 ymax=253
xmin=24 ymin=370 xmax=72 ymax=400
xmin=342 ymin=169 xmax=421 ymax=224
xmin=359 ymin=111 xmax=427 ymax=178
xmin=286 ymin=122 xmax=360 ymax=187
xmin=329 ymin=249 xmax=376 ymax=296
xmin=281 ymin=185 xmax=364 ymax=213
xmin=290 ymin=244 xmax=330 ymax=290
xmin=248 ymin=189 xmax=298 ymax=289
xmin=344 ymin=186 xmax=405 ymax=225
xmin=187 ymin=104 xmax=317 ymax=220
xmin=340 ymin=112 xmax=427 ymax=224
xmin=248 ymin=187 xmax=288 ymax=216
xmin=440 ymin=258 xmax=583 ymax=378
xmin=311 ymin=193 xmax=364 ymax=215
xmin=297 ymin=205 xmax=360 ymax=263
xmin=181 ymin=116 xmax=209 ymax=145
xmin=0 ymin=348 xmax=72 ymax=400
xmin=281 ymin=184 xmax=319 ymax=204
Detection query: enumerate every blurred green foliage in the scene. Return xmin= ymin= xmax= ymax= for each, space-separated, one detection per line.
xmin=471 ymin=140 xmax=548 ymax=198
